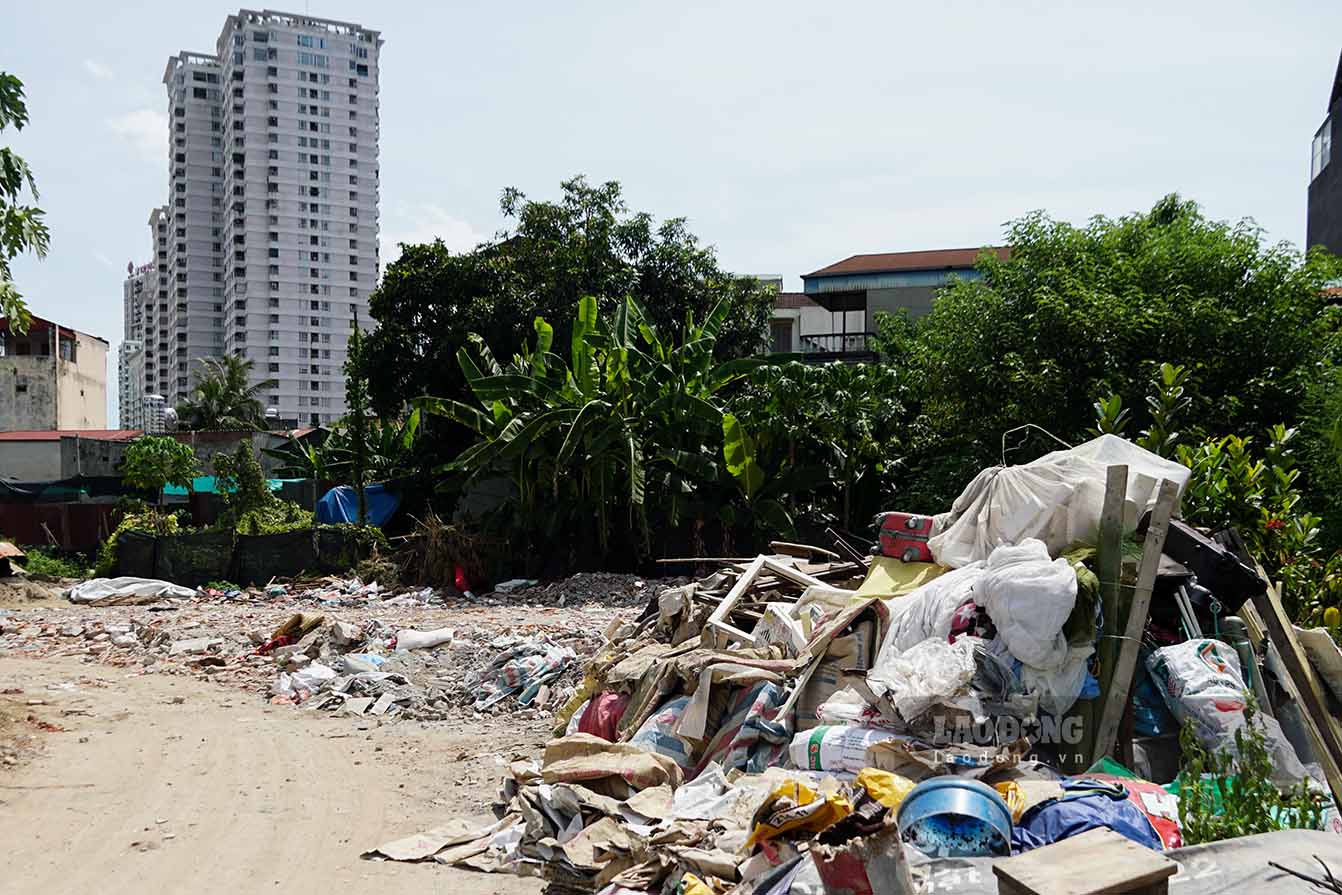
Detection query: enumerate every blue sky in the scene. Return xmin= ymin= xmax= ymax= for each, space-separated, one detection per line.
xmin=4 ymin=1 xmax=1341 ymax=424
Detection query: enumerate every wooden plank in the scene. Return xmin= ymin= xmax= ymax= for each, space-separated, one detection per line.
xmin=992 ymin=828 xmax=1175 ymax=895
xmin=1081 ymin=465 xmax=1129 ymax=770
xmin=1247 ymin=574 xmax=1342 ymax=808
xmin=705 ymin=555 xmax=766 ymax=646
xmin=1092 ymin=477 xmax=1180 ymax=766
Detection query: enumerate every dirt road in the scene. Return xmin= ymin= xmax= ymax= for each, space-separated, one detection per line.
xmin=0 ymin=654 xmax=544 ymax=895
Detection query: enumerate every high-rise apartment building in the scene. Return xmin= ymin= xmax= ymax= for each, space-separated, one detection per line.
xmin=119 ymin=209 xmax=171 ymax=429
xmin=144 ymin=10 xmax=381 ymax=427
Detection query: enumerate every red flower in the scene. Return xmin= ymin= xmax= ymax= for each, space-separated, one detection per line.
xmin=1265 ymin=518 xmax=1286 ymax=531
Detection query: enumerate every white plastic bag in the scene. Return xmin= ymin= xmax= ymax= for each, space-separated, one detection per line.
xmin=290 ymin=661 xmax=337 ymax=695
xmin=867 ymin=636 xmax=978 ymax=721
xmin=977 ymin=539 xmax=1076 ymax=671
xmin=395 ymin=627 xmax=455 ymax=651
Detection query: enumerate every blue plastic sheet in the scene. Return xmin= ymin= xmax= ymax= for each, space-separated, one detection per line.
xmin=316 ymin=483 xmax=400 ymax=527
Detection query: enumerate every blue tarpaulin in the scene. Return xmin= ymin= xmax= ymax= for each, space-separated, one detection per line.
xmin=316 ymin=483 xmax=400 ymax=527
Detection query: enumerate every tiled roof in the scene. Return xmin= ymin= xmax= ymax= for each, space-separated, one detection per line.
xmin=804 ymin=246 xmax=1009 ymax=279
xmin=0 ymin=429 xmax=142 ymax=442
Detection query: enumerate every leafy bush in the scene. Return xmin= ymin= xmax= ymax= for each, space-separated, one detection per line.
xmin=727 ymin=361 xmax=912 ymax=533
xmin=96 ymin=511 xmax=181 ymax=577
xmin=214 ymin=441 xmax=315 ymax=535
xmin=121 ymin=435 xmax=199 ymax=534
xmin=20 ymin=547 xmax=89 ymax=579
xmin=1177 ymin=705 xmax=1324 ymax=845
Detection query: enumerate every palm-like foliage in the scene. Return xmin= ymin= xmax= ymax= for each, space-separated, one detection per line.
xmin=175 ymin=355 xmax=278 ymax=431
xmin=418 ymin=295 xmax=783 ymax=563
xmin=264 ymin=413 xmax=421 ymax=485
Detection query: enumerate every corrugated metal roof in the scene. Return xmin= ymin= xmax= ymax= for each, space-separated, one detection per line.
xmin=0 ymin=429 xmax=142 ymax=442
xmin=804 ymin=246 xmax=1009 ymax=279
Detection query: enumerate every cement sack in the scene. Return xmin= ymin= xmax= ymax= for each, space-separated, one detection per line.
xmin=787 ymin=725 xmax=908 ymax=774
xmin=875 ymin=561 xmax=986 ymax=660
xmin=977 ymin=539 xmax=1076 ymax=671
xmin=67 ymin=577 xmax=196 ymax=605
xmin=928 ymin=434 xmax=1189 ymax=568
xmin=867 ymin=636 xmax=979 ymax=722
xmin=1146 ymin=639 xmax=1247 ymax=747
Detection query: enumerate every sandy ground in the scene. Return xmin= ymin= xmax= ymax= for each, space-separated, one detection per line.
xmin=0 ymin=653 xmax=546 ymax=895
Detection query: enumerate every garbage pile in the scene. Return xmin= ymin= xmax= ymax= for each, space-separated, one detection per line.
xmin=367 ymin=435 xmax=1342 ymax=895
xmin=0 ymin=574 xmax=665 ymax=723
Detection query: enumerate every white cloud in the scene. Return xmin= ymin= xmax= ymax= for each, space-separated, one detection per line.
xmin=380 ymin=202 xmax=488 ymax=266
xmin=83 ymin=59 xmax=113 ymax=80
xmin=107 ymin=108 xmax=167 ymax=163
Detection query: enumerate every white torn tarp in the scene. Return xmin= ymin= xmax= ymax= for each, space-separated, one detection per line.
xmin=928 ymin=434 xmax=1190 ymax=568
xmin=67 ymin=577 xmax=196 ymax=605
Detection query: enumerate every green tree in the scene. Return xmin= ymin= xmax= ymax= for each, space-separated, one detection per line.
xmin=358 ymin=176 xmax=775 ymax=428
xmin=213 ymin=439 xmax=313 ymax=535
xmin=344 ymin=319 xmax=370 ymax=524
xmin=0 ymin=72 xmax=49 ymax=333
xmin=176 ymin=355 xmax=279 ymax=431
xmin=121 ymin=435 xmax=198 ymax=532
xmin=893 ymin=195 xmax=1342 ymax=509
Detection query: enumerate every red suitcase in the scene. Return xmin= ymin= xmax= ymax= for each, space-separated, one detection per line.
xmin=874 ymin=512 xmax=935 ymax=562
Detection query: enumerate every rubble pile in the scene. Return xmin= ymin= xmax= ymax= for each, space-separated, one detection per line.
xmin=365 ymin=435 xmax=1342 ymax=895
xmin=0 ymin=574 xmax=689 ymax=724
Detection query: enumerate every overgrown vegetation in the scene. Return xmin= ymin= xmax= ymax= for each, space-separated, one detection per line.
xmin=120 ymin=436 xmax=199 ymax=534
xmin=1176 ymin=706 xmax=1324 ymax=845
xmin=418 ymin=295 xmax=779 ymax=570
xmin=19 ymin=547 xmax=89 ymax=579
xmin=358 ymin=176 xmax=777 ymax=477
xmin=213 ymin=441 xmax=313 ymax=535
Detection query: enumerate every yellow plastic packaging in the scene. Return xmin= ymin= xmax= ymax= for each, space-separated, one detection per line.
xmin=855 ymin=768 xmax=917 ymax=810
xmin=994 ymin=781 xmax=1027 ymax=822
xmin=746 ymin=780 xmax=852 ymax=847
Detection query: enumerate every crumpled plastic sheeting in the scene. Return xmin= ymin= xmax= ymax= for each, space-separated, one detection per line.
xmin=876 ymin=562 xmax=987 ymax=658
xmin=67 ymin=576 xmax=196 ymax=605
xmin=928 ymin=434 xmax=1190 ymax=568
xmin=468 ymin=640 xmax=577 ymax=710
xmin=867 ymin=636 xmax=979 ymax=722
xmin=977 ymin=539 xmax=1077 ymax=672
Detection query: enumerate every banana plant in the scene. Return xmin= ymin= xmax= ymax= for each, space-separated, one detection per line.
xmin=416 ymin=294 xmax=784 ymax=561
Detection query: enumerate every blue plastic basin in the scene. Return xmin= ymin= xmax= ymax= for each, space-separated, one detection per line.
xmin=896 ymin=777 xmax=1013 ymax=857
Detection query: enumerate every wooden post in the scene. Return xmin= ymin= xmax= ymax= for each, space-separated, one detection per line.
xmin=1076 ymin=465 xmax=1127 ymax=770
xmin=1247 ymin=576 xmax=1342 ymax=808
xmin=1092 ymin=478 xmax=1179 ymax=766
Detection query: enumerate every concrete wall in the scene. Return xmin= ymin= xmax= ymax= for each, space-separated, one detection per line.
xmin=57 ymin=336 xmax=108 ymax=429
xmin=0 ymin=441 xmax=61 ymax=480
xmin=0 ymin=356 xmax=57 ymax=430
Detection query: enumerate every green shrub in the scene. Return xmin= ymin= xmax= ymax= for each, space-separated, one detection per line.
xmin=1176 ymin=704 xmax=1324 ymax=845
xmin=20 ymin=547 xmax=90 ymax=579
xmin=96 ymin=511 xmax=181 ymax=577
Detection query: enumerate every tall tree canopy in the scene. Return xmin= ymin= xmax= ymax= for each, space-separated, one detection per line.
xmin=0 ymin=72 xmax=49 ymax=333
xmin=358 ymin=176 xmax=774 ymax=420
xmin=885 ymin=195 xmax=1342 ymax=508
